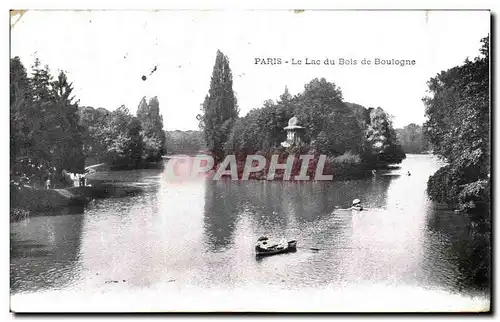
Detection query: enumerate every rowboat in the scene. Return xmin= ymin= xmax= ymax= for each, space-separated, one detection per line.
xmin=255 ymin=237 xmax=297 ymax=256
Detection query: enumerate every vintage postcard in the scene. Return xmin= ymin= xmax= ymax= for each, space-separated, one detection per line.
xmin=9 ymin=10 xmax=491 ymax=313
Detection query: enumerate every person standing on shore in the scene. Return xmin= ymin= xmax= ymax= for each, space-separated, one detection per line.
xmin=79 ymin=174 xmax=86 ymax=187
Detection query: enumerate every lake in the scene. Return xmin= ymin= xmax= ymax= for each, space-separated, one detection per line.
xmin=10 ymin=154 xmax=490 ymax=312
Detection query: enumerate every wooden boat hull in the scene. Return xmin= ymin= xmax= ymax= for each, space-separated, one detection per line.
xmin=255 ymin=240 xmax=297 ymax=257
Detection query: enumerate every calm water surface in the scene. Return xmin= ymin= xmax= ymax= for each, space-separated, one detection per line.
xmin=10 ymin=154 xmax=490 ymax=311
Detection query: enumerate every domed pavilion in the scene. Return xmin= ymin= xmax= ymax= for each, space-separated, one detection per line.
xmin=281 ymin=116 xmax=305 ymax=148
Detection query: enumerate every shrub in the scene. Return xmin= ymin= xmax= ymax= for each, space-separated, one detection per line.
xmin=458 ymin=179 xmax=490 ymax=212
xmin=10 ymin=207 xmax=30 ymax=221
xmin=426 ymin=165 xmax=461 ymax=206
xmin=327 ymin=151 xmax=364 ymax=180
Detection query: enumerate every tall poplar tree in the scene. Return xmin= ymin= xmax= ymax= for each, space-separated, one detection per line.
xmin=197 ymin=50 xmax=239 ymax=160
xmin=136 ymin=96 xmax=166 ymax=162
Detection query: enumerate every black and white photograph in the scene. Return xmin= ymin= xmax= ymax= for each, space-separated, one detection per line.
xmin=9 ymin=9 xmax=491 ymax=312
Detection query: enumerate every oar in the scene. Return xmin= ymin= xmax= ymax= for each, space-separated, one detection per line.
xmin=297 ymin=246 xmax=360 ymax=251
xmin=296 ymin=246 xmax=322 ymax=251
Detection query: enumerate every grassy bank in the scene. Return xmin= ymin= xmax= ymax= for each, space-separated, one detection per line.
xmin=10 ymin=183 xmax=143 ymax=221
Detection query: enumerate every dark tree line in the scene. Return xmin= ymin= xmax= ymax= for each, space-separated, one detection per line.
xmin=78 ymin=96 xmax=166 ymax=170
xmin=10 ymin=57 xmax=167 ymax=188
xmin=423 ymin=36 xmax=490 ymax=213
xmin=196 ymin=50 xmax=405 ymax=179
xmin=396 ymin=123 xmax=431 ymax=154
xmin=222 ymin=81 xmax=405 ymax=178
xmin=223 ymin=83 xmax=404 ymax=163
xmin=10 ymin=57 xmax=85 ymax=188
xmin=165 ymin=130 xmax=205 ymax=155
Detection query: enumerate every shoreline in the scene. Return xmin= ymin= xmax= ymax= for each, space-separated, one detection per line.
xmin=10 ymin=182 xmax=143 ymax=221
xmin=10 ymin=161 xmax=166 ymax=221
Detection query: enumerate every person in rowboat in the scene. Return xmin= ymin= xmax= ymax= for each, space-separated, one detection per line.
xmin=256 ymin=236 xmax=285 ymax=251
xmin=256 ymin=236 xmax=272 ymax=250
xmin=351 ymin=199 xmax=363 ymax=211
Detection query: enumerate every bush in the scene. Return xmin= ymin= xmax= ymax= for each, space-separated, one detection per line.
xmin=458 ymin=179 xmax=490 ymax=212
xmin=426 ymin=165 xmax=461 ymax=206
xmin=327 ymin=151 xmax=364 ymax=180
xmin=10 ymin=207 xmax=30 ymax=221
xmin=427 ymin=165 xmax=490 ymax=212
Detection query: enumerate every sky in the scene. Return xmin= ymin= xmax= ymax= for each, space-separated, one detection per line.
xmin=10 ymin=10 xmax=490 ymax=130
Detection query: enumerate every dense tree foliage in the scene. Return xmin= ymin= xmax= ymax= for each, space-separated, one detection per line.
xmin=11 ymin=57 xmax=167 ymax=187
xmin=396 ymin=123 xmax=430 ymax=154
xmin=197 ymin=50 xmax=239 ymax=160
xmin=165 ymin=130 xmax=205 ymax=155
xmin=423 ymin=36 xmax=490 ymax=212
xmin=10 ymin=57 xmax=33 ymax=178
xmin=78 ymin=100 xmax=166 ymax=170
xmin=137 ymin=96 xmax=167 ymax=162
xmin=362 ymin=107 xmax=406 ymax=165
xmin=294 ymin=78 xmax=347 ymax=142
xmin=79 ymin=106 xmax=111 ymax=164
xmin=222 ymin=78 xmax=405 ymax=178
xmin=104 ymin=106 xmax=144 ymax=169
xmin=10 ymin=57 xmax=85 ymax=188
